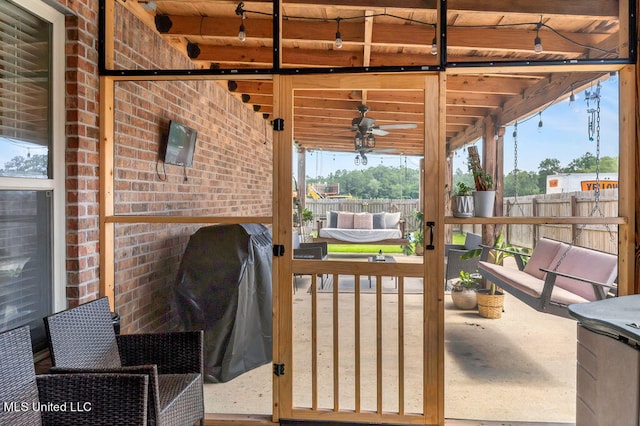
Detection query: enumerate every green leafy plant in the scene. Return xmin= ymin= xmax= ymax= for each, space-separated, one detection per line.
xmin=301 ymin=208 xmax=314 ymax=223
xmin=453 ymin=181 xmax=474 ymax=196
xmin=454 ymin=270 xmax=480 ymax=290
xmin=462 ymin=233 xmax=530 ymax=294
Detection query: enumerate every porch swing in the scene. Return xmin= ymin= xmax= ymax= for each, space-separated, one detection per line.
xmin=477 ymin=84 xmax=618 ymax=319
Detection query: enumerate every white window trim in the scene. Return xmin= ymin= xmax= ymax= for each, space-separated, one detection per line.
xmin=2 ymin=0 xmax=67 ymax=312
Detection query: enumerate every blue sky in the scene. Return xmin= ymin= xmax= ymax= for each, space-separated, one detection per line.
xmin=302 ymin=77 xmax=619 ymax=179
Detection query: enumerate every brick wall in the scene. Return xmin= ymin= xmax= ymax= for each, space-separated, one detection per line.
xmin=112 ymin=5 xmax=272 ymax=333
xmin=57 ymin=1 xmax=273 ymax=332
xmin=57 ymin=1 xmax=102 ymax=306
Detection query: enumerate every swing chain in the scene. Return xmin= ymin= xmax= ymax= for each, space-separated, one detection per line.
xmin=511 ymin=122 xmax=525 ymax=215
xmin=553 ymin=86 xmax=613 ymax=271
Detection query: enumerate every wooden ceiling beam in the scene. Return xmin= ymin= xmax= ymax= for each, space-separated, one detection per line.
xmin=158 ymin=15 xmax=610 ymax=57
xmin=447 ymin=75 xmax=536 ymax=95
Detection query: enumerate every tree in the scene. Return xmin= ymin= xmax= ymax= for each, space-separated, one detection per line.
xmin=504 ymin=170 xmax=542 ymax=197
xmin=537 ymin=158 xmax=562 ymax=190
xmin=0 ymin=154 xmax=48 ymax=176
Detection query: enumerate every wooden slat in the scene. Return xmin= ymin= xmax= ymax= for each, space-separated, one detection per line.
xmin=104 ymin=215 xmax=271 ymax=224
xmin=333 ymin=273 xmax=339 ymax=412
xmin=444 ymin=216 xmax=628 ymax=225
xmin=398 ymin=276 xmax=405 ymax=416
xmin=354 ymin=273 xmax=361 ymax=413
xmin=376 ymin=273 xmax=383 ymax=414
xmin=99 ymin=76 xmax=115 ymax=309
xmin=311 ymin=274 xmax=318 ymax=411
xmin=617 ymin=65 xmax=636 ymax=296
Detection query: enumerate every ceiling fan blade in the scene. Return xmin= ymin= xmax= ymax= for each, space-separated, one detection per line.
xmin=370 ymin=128 xmax=389 ymax=136
xmin=377 ymin=123 xmax=418 ymax=130
xmin=371 ymin=148 xmax=397 ymax=153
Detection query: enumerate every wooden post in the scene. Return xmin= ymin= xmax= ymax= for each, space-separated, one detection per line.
xmin=532 ymin=198 xmax=539 ymax=248
xmin=570 ymin=195 xmax=578 ymax=244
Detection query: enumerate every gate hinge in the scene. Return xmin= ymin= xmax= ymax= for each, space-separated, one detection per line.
xmin=273 ymin=244 xmax=285 ymax=257
xmin=271 ymin=118 xmax=284 ymax=131
xmin=273 ymin=363 xmax=285 ymax=376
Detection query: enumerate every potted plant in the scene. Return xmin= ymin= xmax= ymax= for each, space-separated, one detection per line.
xmin=452 ymin=181 xmax=474 ymax=218
xmin=463 ymin=233 xmax=530 ymax=319
xmin=450 ymin=270 xmax=480 ymax=310
xmin=467 ymin=146 xmax=496 ymax=217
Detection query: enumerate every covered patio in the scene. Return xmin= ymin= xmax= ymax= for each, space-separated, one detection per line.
xmin=205 ymin=269 xmax=577 ymax=424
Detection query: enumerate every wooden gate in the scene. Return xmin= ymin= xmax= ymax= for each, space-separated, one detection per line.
xmin=272 ymin=73 xmax=446 ymax=425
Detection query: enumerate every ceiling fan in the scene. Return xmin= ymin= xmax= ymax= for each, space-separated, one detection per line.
xmin=350 ymin=104 xmax=417 ymax=165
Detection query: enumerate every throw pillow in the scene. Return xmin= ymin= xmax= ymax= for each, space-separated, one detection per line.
xmin=372 ymin=212 xmax=385 ymax=229
xmin=384 ymin=211 xmax=401 ymax=229
xmin=327 ymin=211 xmax=338 ymax=228
xmin=336 ymin=212 xmax=355 ymax=229
xmin=353 ymin=212 xmax=373 ymax=229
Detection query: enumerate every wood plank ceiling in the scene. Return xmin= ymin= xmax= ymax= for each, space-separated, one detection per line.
xmin=126 ymin=0 xmax=623 ymax=157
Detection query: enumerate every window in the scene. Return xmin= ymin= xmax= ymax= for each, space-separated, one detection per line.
xmin=0 ymin=0 xmax=65 ymax=352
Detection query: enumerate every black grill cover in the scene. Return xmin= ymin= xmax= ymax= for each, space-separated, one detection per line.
xmin=172 ymin=224 xmax=272 ymax=383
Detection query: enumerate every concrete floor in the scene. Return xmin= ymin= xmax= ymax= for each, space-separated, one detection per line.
xmin=204 ymin=274 xmax=577 ymax=424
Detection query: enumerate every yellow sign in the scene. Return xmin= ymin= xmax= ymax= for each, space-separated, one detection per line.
xmin=580 ymin=180 xmax=618 ymax=191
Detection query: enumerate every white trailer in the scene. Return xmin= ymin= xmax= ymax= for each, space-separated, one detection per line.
xmin=546 ymin=173 xmax=618 ymax=194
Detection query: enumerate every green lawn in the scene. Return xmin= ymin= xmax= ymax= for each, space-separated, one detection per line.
xmin=326 ymin=232 xmax=466 ymax=254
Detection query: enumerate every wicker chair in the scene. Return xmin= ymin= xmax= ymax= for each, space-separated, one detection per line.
xmin=0 ymin=325 xmax=149 ymax=425
xmin=445 ymin=232 xmax=482 ymax=286
xmin=43 ymin=297 xmax=205 ymax=426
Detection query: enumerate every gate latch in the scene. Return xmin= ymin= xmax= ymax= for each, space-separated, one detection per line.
xmin=273 ymin=363 xmax=285 ymax=376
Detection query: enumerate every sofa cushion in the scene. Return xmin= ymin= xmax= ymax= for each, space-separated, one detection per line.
xmin=478 ymin=261 xmax=590 ymax=306
xmin=523 ymin=238 xmax=563 ymax=279
xmin=384 ymin=212 xmax=401 ymax=229
xmin=353 ymin=212 xmax=373 ymax=229
xmin=337 ymin=212 xmax=354 ymax=229
xmin=551 ymin=245 xmax=617 ymax=301
xmin=372 ymin=212 xmax=385 ymax=229
xmin=327 ymin=211 xmax=338 ymax=228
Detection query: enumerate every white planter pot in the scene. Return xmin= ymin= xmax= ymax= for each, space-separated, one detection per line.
xmin=452 ymin=195 xmax=474 ymax=218
xmin=473 ymin=190 xmax=496 ymax=217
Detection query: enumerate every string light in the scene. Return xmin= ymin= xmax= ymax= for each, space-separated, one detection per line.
xmin=533 ymin=22 xmax=543 ymax=54
xmin=335 ymin=18 xmax=343 ymax=49
xmin=235 ymin=2 xmax=247 ymax=41
xmin=537 ymin=112 xmax=543 ymax=133
xmin=430 ymin=37 xmax=438 ymax=55
xmin=354 ymin=155 xmax=360 ymax=166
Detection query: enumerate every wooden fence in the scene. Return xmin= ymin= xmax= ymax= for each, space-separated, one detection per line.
xmin=504 ymin=189 xmax=618 ymax=254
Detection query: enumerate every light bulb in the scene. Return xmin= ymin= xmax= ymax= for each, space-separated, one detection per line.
xmin=238 ymin=24 xmax=246 ymax=42
xmin=361 ymin=155 xmax=368 ymax=166
xmin=430 ymin=37 xmax=438 ymax=55
xmin=335 ymin=31 xmax=343 ymax=49
xmin=537 ymin=118 xmax=543 ymax=133
xmin=534 ymin=36 xmax=543 ymax=54
xmin=354 ymin=155 xmax=360 ymax=166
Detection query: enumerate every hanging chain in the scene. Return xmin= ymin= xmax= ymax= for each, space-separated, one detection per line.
xmin=553 ymin=84 xmax=614 ymax=271
xmin=511 ymin=122 xmax=525 ymax=215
